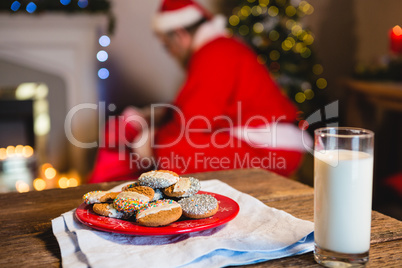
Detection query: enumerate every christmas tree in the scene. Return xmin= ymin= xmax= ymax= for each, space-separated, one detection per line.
xmin=227 ymin=0 xmax=326 ymax=119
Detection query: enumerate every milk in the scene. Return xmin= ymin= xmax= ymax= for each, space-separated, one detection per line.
xmin=314 ymin=149 xmax=373 ymax=254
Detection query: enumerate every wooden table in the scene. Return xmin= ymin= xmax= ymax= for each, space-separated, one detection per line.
xmin=1 ymin=169 xmax=401 ymax=267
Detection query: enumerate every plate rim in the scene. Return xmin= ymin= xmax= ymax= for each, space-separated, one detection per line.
xmin=75 ymin=191 xmax=239 ymax=236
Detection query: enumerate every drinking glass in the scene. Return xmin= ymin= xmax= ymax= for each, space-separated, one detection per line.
xmin=314 ymin=127 xmax=374 ymax=267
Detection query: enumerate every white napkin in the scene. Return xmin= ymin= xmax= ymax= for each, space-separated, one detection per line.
xmin=52 ymin=180 xmax=314 ymax=268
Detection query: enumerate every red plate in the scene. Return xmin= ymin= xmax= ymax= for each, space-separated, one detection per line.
xmin=75 ymin=191 xmax=239 ymax=236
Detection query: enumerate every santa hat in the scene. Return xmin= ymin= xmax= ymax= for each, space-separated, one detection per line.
xmin=152 ymin=0 xmax=212 ymax=33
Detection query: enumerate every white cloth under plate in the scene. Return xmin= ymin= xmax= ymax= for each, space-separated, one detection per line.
xmin=52 ymin=180 xmax=314 ymax=268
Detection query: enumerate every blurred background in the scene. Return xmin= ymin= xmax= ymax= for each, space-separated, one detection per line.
xmin=0 ymin=0 xmax=401 ymax=218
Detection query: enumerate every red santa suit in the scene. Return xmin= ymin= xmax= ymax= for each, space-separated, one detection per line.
xmin=153 ymin=16 xmax=304 ymax=176
xmin=89 ymin=9 xmax=309 ymax=183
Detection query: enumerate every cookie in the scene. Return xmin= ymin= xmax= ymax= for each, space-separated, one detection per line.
xmin=113 ymin=186 xmax=155 ymax=213
xmin=83 ymin=191 xmax=119 ymax=204
xmin=136 ymin=199 xmax=182 ymax=227
xmin=93 ymin=203 xmax=133 ymax=219
xmin=139 ymin=170 xmax=179 ymax=188
xmin=178 ymin=194 xmax=219 ymax=219
xmin=121 ymin=181 xmax=140 ymax=191
xmin=151 ymin=188 xmax=164 ymax=201
xmin=163 ymin=177 xmax=201 ymax=198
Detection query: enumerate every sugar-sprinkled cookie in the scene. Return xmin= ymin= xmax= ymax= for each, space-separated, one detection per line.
xmin=139 ymin=170 xmax=179 ymax=189
xmin=178 ymin=194 xmax=219 ymax=219
xmin=136 ymin=199 xmax=182 ymax=227
xmin=83 ymin=191 xmax=119 ymax=204
xmin=93 ymin=203 xmax=133 ymax=219
xmin=113 ymin=186 xmax=154 ymax=213
xmin=163 ymin=177 xmax=201 ymax=198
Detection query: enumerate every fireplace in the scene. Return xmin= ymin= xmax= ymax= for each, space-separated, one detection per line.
xmin=0 ymin=13 xmax=108 ymax=183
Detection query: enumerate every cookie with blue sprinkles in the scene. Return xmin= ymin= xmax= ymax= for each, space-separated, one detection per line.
xmin=83 ymin=191 xmax=119 ymax=204
xmin=139 ymin=170 xmax=179 ymax=188
xmin=113 ymin=186 xmax=154 ymax=213
xmin=163 ymin=177 xmax=201 ymax=198
xmin=178 ymin=194 xmax=219 ymax=219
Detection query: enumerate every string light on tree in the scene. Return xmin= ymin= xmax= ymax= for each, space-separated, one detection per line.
xmin=229 ymin=0 xmax=326 ymax=117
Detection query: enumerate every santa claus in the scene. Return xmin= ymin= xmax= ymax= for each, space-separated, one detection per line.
xmin=89 ymin=0 xmax=311 ymax=183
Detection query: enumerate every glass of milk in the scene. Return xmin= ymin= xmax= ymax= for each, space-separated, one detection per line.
xmin=314 ymin=127 xmax=374 ymax=267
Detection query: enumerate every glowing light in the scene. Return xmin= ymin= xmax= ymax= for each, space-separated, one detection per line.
xmin=291 ymin=25 xmax=303 ymax=36
xmin=253 ymin=22 xmax=264 ymax=34
xmin=60 ymin=0 xmax=71 ymax=5
xmin=36 ymin=84 xmax=49 ymax=99
xmin=229 ymin=15 xmax=240 ymax=26
xmin=58 ymin=177 xmax=69 ymax=189
xmin=96 ymin=50 xmax=108 ymax=62
xmin=16 ymin=181 xmax=30 ymax=193
xmin=259 ymin=0 xmax=269 ymax=7
xmin=269 ymin=30 xmax=280 ymax=41
xmin=313 ymin=64 xmax=324 ymax=75
xmin=251 ymin=5 xmax=262 ymax=16
xmin=26 ymin=2 xmax=37 ymax=13
xmin=239 ymin=25 xmax=250 ymax=36
xmin=6 ymin=146 xmax=15 ymax=156
xmin=33 ymin=178 xmax=46 ymax=191
xmin=240 ymin=6 xmax=252 ymax=17
xmin=286 ymin=19 xmax=296 ymax=30
xmin=257 ymin=54 xmax=267 ymax=65
xmin=10 ymin=1 xmax=21 ymax=12
xmin=99 ymin=35 xmax=111 ymax=47
xmin=15 ymin=83 xmax=37 ymax=100
xmin=304 ymin=89 xmax=315 ymax=100
xmin=68 ymin=178 xmax=79 ymax=187
xmin=44 ymin=167 xmax=57 ymax=180
xmin=15 ymin=145 xmax=24 ymax=155
xmin=303 ymin=34 xmax=314 ymax=45
xmin=299 ymin=1 xmax=314 ymax=15
xmin=285 ymin=5 xmax=297 ymax=17
xmin=298 ymin=31 xmax=307 ymax=41
xmin=316 ymin=78 xmax=328 ymax=89
xmin=22 ymin=146 xmax=34 ymax=158
xmin=0 ymin=148 xmax=7 ymax=160
xmin=268 ymin=6 xmax=279 ymax=17
xmin=294 ymin=42 xmax=305 ymax=53
xmin=295 ymin=92 xmax=306 ymax=103
xmin=34 ymin=99 xmax=49 ymax=115
xmin=269 ymin=50 xmax=280 ymax=61
xmin=282 ymin=39 xmax=293 ymax=51
xmin=98 ymin=68 xmax=110 ymax=79
xmin=301 ymin=47 xmax=311 ymax=58
xmin=78 ymin=0 xmax=88 ymax=8
xmin=392 ymin=25 xmax=402 ymax=36
xmin=0 ymin=148 xmax=7 ymax=159
xmin=34 ymin=113 xmax=51 ymax=136
xmin=42 ymin=163 xmax=52 ymax=172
